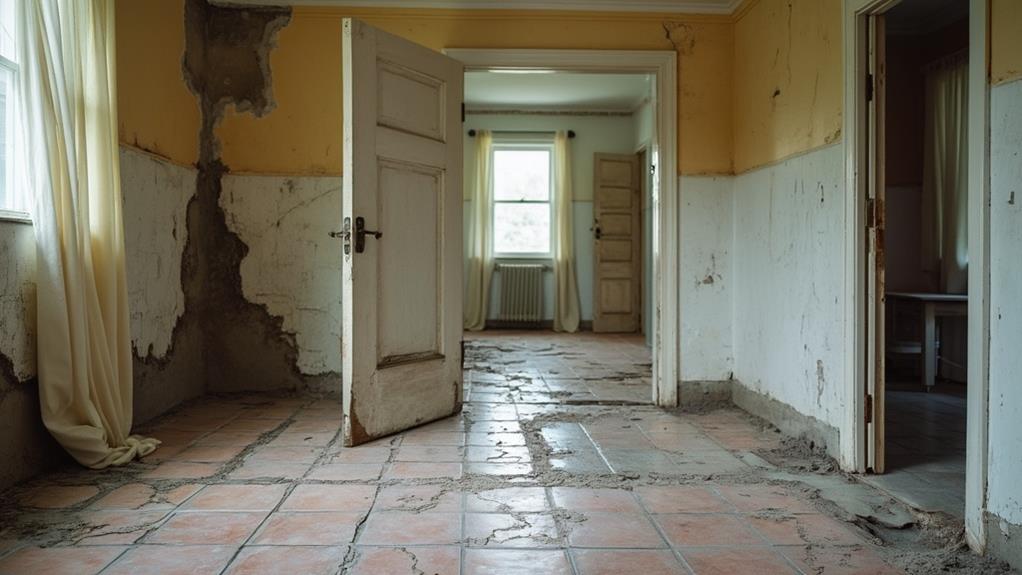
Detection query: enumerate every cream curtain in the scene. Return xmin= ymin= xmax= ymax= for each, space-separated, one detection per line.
xmin=20 ymin=0 xmax=158 ymax=467
xmin=464 ymin=130 xmax=494 ymax=331
xmin=923 ymin=54 xmax=969 ymax=294
xmin=552 ymin=131 xmax=580 ymax=333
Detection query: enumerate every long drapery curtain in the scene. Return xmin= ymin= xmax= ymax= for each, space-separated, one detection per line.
xmin=464 ymin=130 xmax=494 ymax=331
xmin=552 ymin=131 xmax=580 ymax=333
xmin=20 ymin=0 xmax=158 ymax=467
xmin=923 ymin=54 xmax=969 ymax=294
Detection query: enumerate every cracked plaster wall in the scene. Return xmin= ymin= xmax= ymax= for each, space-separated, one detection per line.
xmin=121 ymin=147 xmax=195 ymax=360
xmin=679 ymin=175 xmax=734 ymax=383
xmin=731 ymin=144 xmax=846 ymax=434
xmin=0 ymin=222 xmax=36 ymax=381
xmin=733 ymin=0 xmax=842 ymax=174
xmin=220 ymin=174 xmax=343 ymax=377
xmin=0 ymin=144 xmax=200 ymax=489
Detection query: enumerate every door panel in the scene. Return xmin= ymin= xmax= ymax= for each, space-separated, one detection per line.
xmin=593 ymin=153 xmax=641 ymax=333
xmin=342 ymin=19 xmax=464 ymax=446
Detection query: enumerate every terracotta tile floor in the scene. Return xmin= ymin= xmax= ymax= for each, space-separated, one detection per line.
xmin=0 ymin=332 xmax=910 ymax=574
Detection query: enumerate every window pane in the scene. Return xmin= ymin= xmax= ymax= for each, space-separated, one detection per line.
xmin=494 ymin=203 xmax=550 ymax=254
xmin=0 ymin=0 xmax=15 ymax=63
xmin=493 ymin=149 xmax=550 ymax=201
xmin=0 ymin=68 xmax=6 ymax=209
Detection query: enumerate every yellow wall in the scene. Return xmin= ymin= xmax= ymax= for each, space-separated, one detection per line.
xmin=115 ymin=0 xmax=199 ymax=165
xmin=732 ymin=0 xmax=842 ymax=173
xmin=215 ymin=8 xmax=734 ymax=176
xmin=992 ymin=0 xmax=1022 ymax=86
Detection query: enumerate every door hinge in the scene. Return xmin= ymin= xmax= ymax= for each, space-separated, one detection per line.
xmin=865 ymin=394 xmax=874 ymax=424
xmin=461 ymin=102 xmax=465 ymax=123
xmin=866 ymin=197 xmax=877 ymax=229
xmin=866 ymin=72 xmax=874 ymax=103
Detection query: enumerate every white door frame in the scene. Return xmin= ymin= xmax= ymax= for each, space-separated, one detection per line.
xmin=446 ymin=48 xmax=679 ymax=407
xmin=842 ymin=0 xmax=991 ymax=551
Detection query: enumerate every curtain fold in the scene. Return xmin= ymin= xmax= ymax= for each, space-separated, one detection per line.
xmin=464 ymin=130 xmax=494 ymax=331
xmin=923 ymin=55 xmax=969 ymax=294
xmin=21 ymin=0 xmax=158 ymax=468
xmin=552 ymin=131 xmax=580 ymax=333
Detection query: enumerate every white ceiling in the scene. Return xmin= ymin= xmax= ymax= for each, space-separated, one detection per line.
xmin=219 ymin=0 xmax=742 ymax=14
xmin=465 ymin=72 xmax=652 ymax=112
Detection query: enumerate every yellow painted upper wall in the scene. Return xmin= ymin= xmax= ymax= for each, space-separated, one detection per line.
xmin=216 ymin=9 xmax=734 ymax=176
xmin=733 ymin=0 xmax=842 ymax=173
xmin=115 ymin=0 xmax=199 ymax=165
xmin=992 ymin=0 xmax=1022 ymax=85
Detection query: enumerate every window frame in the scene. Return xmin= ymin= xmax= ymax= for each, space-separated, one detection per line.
xmin=0 ymin=0 xmax=28 ymax=223
xmin=489 ymin=139 xmax=555 ymax=260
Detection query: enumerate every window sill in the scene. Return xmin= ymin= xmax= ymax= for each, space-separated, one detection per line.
xmin=495 ymin=255 xmax=552 ymax=262
xmin=0 ymin=210 xmax=32 ymax=225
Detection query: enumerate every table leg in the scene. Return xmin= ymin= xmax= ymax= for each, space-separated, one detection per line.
xmin=923 ymin=302 xmax=936 ymax=390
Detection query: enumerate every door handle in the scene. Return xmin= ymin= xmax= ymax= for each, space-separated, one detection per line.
xmin=330 ymin=217 xmax=382 ymax=254
xmin=354 ymin=216 xmax=382 ymax=253
xmin=594 ymin=227 xmax=602 ymax=240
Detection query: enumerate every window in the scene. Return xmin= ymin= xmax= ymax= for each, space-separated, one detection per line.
xmin=0 ymin=0 xmax=24 ymax=216
xmin=492 ymin=145 xmax=553 ymax=257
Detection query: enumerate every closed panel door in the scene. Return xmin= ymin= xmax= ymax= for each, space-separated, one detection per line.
xmin=593 ymin=153 xmax=641 ymax=333
xmin=342 ymin=19 xmax=464 ymax=446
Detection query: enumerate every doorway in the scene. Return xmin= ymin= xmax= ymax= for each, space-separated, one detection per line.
xmin=449 ymin=49 xmax=678 ymax=407
xmin=847 ymin=0 xmax=984 ymax=527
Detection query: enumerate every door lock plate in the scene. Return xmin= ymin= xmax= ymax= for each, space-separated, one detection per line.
xmin=329 ymin=217 xmax=353 ymax=255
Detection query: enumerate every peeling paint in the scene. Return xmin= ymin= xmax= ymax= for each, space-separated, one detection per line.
xmin=181 ymin=0 xmax=340 ymax=394
xmin=732 ymin=144 xmax=845 ymax=429
xmin=121 ymin=147 xmax=196 ymax=360
xmin=0 ymin=222 xmax=36 ymax=381
xmin=220 ymin=174 xmax=343 ymax=375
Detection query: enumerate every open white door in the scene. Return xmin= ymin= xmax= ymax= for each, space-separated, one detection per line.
xmin=341 ymin=19 xmax=464 ymax=446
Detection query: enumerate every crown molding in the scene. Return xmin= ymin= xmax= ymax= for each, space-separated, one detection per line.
xmin=220 ymin=0 xmax=745 ymax=15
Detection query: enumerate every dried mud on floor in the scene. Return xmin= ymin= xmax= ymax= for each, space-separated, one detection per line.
xmin=0 ymin=334 xmax=1014 ymax=574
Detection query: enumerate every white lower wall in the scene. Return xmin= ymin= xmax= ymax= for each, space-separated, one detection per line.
xmin=121 ymin=147 xmax=196 ymax=359
xmin=0 ymin=146 xmax=196 ymax=378
xmin=732 ymin=144 xmax=846 ymax=430
xmin=679 ymin=175 xmax=733 ymax=381
xmin=0 ymin=220 xmax=36 ymax=379
xmin=988 ymin=78 xmax=1022 ymax=527
xmin=220 ymin=174 xmax=343 ymax=375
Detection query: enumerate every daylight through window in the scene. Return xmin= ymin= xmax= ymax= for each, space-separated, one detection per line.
xmin=492 ymin=147 xmax=552 ymax=256
xmin=0 ymin=0 xmax=23 ymax=214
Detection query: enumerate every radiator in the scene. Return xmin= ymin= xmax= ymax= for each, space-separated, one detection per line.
xmin=498 ymin=264 xmax=545 ymax=324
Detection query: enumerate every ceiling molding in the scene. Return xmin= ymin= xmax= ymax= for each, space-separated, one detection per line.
xmin=223 ymin=0 xmax=745 ymax=15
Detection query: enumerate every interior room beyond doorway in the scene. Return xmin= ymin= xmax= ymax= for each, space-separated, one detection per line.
xmin=461 ymin=70 xmax=655 ymax=348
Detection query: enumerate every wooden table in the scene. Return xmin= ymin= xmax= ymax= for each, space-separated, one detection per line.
xmin=886 ymin=292 xmax=968 ymax=390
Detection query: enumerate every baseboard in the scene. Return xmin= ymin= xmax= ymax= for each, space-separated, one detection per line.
xmin=484 ymin=320 xmax=594 ymax=331
xmin=679 ymin=380 xmax=733 ymax=408
xmin=730 ymin=381 xmax=841 ymax=460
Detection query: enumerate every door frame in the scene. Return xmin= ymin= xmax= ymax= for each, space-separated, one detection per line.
xmin=842 ymin=0 xmax=991 ymax=551
xmin=446 ymin=48 xmax=679 ymax=407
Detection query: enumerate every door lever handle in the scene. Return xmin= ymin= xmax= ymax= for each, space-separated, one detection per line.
xmin=354 ymin=216 xmax=381 ymax=253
